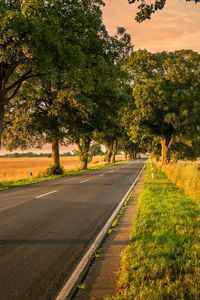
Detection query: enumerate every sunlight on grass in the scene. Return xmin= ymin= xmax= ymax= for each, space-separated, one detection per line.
xmin=113 ymin=164 xmax=200 ymax=300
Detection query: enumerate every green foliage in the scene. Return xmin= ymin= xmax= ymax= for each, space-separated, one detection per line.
xmin=0 ymin=0 xmax=65 ymax=135
xmin=125 ymin=50 xmax=200 ymax=163
xmin=114 ymin=164 xmax=200 ymax=299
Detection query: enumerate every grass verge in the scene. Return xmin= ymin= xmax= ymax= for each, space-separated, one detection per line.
xmin=0 ymin=160 xmax=126 ymax=191
xmin=113 ymin=163 xmax=200 ymax=300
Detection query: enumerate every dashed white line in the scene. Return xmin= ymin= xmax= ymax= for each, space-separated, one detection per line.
xmin=100 ymin=174 xmax=105 ymax=177
xmin=35 ymin=190 xmax=57 ymax=199
xmin=80 ymin=179 xmax=89 ymax=183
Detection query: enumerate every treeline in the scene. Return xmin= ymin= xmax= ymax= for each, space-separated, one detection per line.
xmin=1 ymin=1 xmax=200 ymax=174
xmin=0 ymin=152 xmax=76 ymax=158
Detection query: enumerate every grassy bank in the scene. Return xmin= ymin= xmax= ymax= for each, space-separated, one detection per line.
xmin=114 ymin=164 xmax=200 ymax=300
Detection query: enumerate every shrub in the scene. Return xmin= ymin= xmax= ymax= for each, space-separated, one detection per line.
xmin=46 ymin=165 xmax=64 ymax=176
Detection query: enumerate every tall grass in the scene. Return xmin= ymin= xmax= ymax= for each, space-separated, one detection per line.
xmin=113 ymin=164 xmax=200 ymax=300
xmin=160 ymin=162 xmax=200 ymax=203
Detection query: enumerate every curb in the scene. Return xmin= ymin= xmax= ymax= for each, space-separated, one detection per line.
xmin=55 ymin=163 xmax=146 ymax=300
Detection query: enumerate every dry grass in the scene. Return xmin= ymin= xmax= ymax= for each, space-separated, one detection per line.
xmin=157 ymin=161 xmax=200 ymax=203
xmin=0 ymin=155 xmax=124 ymax=182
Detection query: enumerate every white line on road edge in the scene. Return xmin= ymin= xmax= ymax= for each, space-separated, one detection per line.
xmin=35 ymin=190 xmax=57 ymax=199
xmin=55 ymin=163 xmax=146 ymax=300
xmin=80 ymin=179 xmax=89 ymax=183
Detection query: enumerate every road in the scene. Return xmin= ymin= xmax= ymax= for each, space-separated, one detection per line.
xmin=0 ymin=159 xmax=145 ymax=300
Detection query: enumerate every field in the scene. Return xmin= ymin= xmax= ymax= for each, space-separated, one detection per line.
xmin=160 ymin=161 xmax=200 ymax=202
xmin=0 ymin=156 xmax=115 ymax=182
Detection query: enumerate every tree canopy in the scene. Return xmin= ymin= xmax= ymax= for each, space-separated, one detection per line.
xmin=125 ymin=49 xmax=200 ymax=163
xmin=128 ymin=0 xmax=200 ymax=22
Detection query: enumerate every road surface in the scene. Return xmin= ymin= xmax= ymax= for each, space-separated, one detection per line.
xmin=0 ymin=159 xmax=145 ymax=300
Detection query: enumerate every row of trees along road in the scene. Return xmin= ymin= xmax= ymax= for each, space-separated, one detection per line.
xmin=1 ymin=1 xmax=200 ymax=172
xmin=1 ymin=0 xmax=133 ymax=172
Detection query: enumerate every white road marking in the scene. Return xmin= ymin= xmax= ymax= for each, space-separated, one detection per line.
xmin=80 ymin=179 xmax=89 ymax=183
xmin=100 ymin=174 xmax=104 ymax=177
xmin=0 ymin=190 xmax=58 ymax=212
xmin=35 ymin=190 xmax=57 ymax=199
xmin=109 ymin=170 xmax=114 ymax=173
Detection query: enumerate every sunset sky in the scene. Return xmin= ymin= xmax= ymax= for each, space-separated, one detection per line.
xmin=103 ymin=0 xmax=200 ymax=53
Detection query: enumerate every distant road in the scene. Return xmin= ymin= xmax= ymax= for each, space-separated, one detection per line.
xmin=0 ymin=159 xmax=145 ymax=300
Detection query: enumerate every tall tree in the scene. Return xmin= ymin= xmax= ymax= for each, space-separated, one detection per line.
xmin=0 ymin=0 xmax=67 ymax=139
xmin=126 ymin=50 xmax=200 ymax=163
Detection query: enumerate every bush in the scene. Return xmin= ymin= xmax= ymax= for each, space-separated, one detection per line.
xmin=46 ymin=165 xmax=64 ymax=176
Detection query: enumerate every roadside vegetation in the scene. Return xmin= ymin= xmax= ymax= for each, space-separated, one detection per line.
xmin=113 ymin=163 xmax=200 ymax=299
xmin=160 ymin=161 xmax=200 ymax=202
xmin=0 ymin=155 xmax=109 ymax=182
xmin=0 ymin=156 xmax=126 ymax=191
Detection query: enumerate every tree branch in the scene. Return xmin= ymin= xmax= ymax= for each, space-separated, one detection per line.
xmin=5 ymin=71 xmax=44 ymax=95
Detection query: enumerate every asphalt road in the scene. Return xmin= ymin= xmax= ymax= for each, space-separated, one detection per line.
xmin=0 ymin=159 xmax=145 ymax=300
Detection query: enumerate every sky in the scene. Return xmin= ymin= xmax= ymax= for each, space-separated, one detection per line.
xmin=103 ymin=0 xmax=200 ymax=53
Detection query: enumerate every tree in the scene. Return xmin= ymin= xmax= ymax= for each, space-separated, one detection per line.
xmin=65 ymin=22 xmax=132 ymax=169
xmin=1 ymin=0 xmax=105 ymax=171
xmin=128 ymin=0 xmax=200 ymax=22
xmin=0 ymin=0 xmax=71 ymax=141
xmin=126 ymin=50 xmax=200 ymax=163
xmin=2 ymin=78 xmax=68 ymax=172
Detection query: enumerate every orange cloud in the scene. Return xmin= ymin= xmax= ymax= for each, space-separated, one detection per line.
xmin=103 ymin=0 xmax=200 ymax=53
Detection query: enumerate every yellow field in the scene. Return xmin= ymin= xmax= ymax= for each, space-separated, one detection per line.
xmin=0 ymin=156 xmax=124 ymax=182
xmin=159 ymin=161 xmax=200 ymax=202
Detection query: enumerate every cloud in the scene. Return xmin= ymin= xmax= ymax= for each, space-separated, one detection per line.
xmin=103 ymin=0 xmax=200 ymax=53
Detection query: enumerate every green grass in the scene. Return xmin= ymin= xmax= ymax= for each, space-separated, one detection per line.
xmin=113 ymin=164 xmax=200 ymax=300
xmin=108 ymin=193 xmax=133 ymax=235
xmin=0 ymin=160 xmax=126 ymax=191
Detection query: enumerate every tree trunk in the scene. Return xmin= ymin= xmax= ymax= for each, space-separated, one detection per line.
xmin=52 ymin=136 xmax=60 ymax=168
xmin=124 ymin=150 xmax=128 ymax=160
xmin=129 ymin=150 xmax=136 ymax=160
xmin=78 ymin=136 xmax=91 ymax=170
xmin=0 ymin=95 xmax=5 ymax=147
xmin=111 ymin=150 xmax=116 ymax=164
xmin=161 ymin=136 xmax=173 ymax=164
xmin=81 ymin=158 xmax=88 ymax=170
xmin=107 ymin=149 xmax=112 ymax=164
